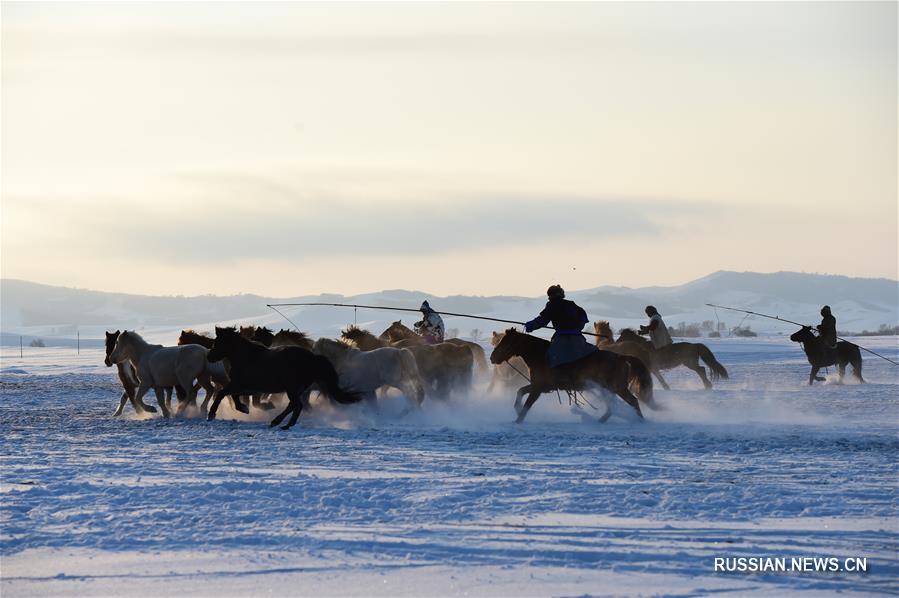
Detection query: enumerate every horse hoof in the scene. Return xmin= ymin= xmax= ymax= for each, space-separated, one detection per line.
xmin=144 ymin=405 xmax=158 ymax=413
xmin=280 ymin=424 xmax=294 ymax=431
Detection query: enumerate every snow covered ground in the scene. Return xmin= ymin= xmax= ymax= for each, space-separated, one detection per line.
xmin=1 ymin=336 xmax=897 ymax=596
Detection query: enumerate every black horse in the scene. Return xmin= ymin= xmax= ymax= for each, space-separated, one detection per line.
xmin=206 ymin=327 xmax=363 ymax=429
xmin=790 ymin=326 xmax=864 ymax=385
xmin=489 ymin=329 xmax=656 ymax=424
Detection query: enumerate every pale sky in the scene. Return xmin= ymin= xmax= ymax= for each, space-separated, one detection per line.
xmin=2 ymin=1 xmax=896 ymax=297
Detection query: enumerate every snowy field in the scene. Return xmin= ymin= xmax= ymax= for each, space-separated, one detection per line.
xmin=1 ymin=336 xmax=897 ymax=596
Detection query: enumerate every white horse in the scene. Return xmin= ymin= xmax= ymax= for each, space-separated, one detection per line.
xmin=312 ymin=338 xmax=425 ymax=408
xmin=108 ymin=330 xmax=213 ymax=418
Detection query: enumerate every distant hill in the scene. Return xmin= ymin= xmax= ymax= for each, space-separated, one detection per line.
xmin=1 ymin=271 xmax=896 ymax=344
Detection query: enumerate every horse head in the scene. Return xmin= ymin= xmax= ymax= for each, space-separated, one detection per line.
xmin=252 ymin=326 xmax=275 ymax=346
xmin=790 ymin=326 xmax=815 ymax=344
xmin=381 ymin=320 xmax=416 ymax=342
xmin=594 ymin=321 xmax=614 ymax=344
xmin=209 ymin=326 xmax=242 ymax=362
xmin=490 ymin=328 xmax=522 ymax=364
xmin=104 ymin=330 xmax=120 ymax=367
xmin=107 ymin=330 xmax=135 ymax=365
xmin=491 ymin=330 xmax=505 ymax=347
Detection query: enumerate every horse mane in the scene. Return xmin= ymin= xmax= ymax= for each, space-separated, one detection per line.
xmin=217 ymin=327 xmax=268 ymax=354
xmin=120 ymin=330 xmax=150 ymax=348
xmin=274 ymin=329 xmax=311 ymax=344
xmin=179 ymin=329 xmax=215 ymax=348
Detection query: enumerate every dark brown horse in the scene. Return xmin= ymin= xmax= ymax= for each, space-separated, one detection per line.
xmin=206 ymin=327 xmax=363 ymax=429
xmin=617 ymin=329 xmax=728 ymax=389
xmin=380 ymin=320 xmax=489 ymax=376
xmin=790 ymin=326 xmax=864 ymax=385
xmin=490 ymin=329 xmax=654 ymax=424
xmin=105 ymin=330 xmax=158 ymax=415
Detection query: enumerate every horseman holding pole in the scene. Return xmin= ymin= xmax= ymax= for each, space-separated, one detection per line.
xmin=524 ymin=284 xmax=597 ymax=367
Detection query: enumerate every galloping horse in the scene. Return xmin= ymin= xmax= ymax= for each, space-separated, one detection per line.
xmin=105 ymin=330 xmax=158 ymax=416
xmin=790 ymin=326 xmax=864 ymax=385
xmin=490 ymin=329 xmax=655 ymax=424
xmin=312 ymin=338 xmax=425 ymax=408
xmin=593 ymin=321 xmax=670 ymax=390
xmin=616 ymin=329 xmax=728 ymax=389
xmin=108 ymin=331 xmax=211 ymax=418
xmin=380 ymin=320 xmax=489 ymax=376
xmin=206 ymin=327 xmax=363 ymax=429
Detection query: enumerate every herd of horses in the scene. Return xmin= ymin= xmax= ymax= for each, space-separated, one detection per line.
xmin=103 ymin=318 xmax=864 ymax=429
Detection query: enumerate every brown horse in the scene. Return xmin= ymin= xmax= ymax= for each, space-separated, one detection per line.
xmin=380 ymin=320 xmax=489 ymax=376
xmin=346 ymin=325 xmax=473 ymax=399
xmin=790 ymin=326 xmax=864 ymax=385
xmin=489 ymin=329 xmax=654 ymax=424
xmin=487 ymin=331 xmax=531 ymax=393
xmin=594 ymin=321 xmax=670 ymax=390
xmin=617 ymin=329 xmax=728 ymax=389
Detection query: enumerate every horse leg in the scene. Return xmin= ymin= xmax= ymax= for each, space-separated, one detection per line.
xmin=653 ymin=369 xmax=670 ymax=390
xmin=616 ymin=388 xmax=644 ymax=419
xmin=596 ymin=392 xmax=612 ymax=423
xmin=515 ymin=390 xmax=542 ymax=424
xmin=233 ymin=395 xmax=250 ymax=414
xmin=837 ymin=362 xmax=846 ymax=384
xmin=270 ymin=390 xmax=298 ymax=428
xmin=279 ymin=386 xmax=310 ymax=430
xmin=175 ymin=376 xmax=199 ymax=416
xmin=853 ymin=358 xmax=865 ymax=383
xmin=808 ymin=366 xmax=820 ymax=385
xmin=688 ymin=363 xmax=712 ymax=389
xmin=207 ymin=385 xmax=235 ymax=421
xmin=514 ymin=384 xmax=533 ymax=415
xmin=146 ymin=386 xmax=169 ymax=419
xmin=114 ymin=391 xmax=130 ymax=416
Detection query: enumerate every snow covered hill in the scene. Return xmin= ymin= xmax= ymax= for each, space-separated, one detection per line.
xmin=1 ymin=271 xmax=896 ymax=345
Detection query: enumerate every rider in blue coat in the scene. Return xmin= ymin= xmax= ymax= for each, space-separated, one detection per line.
xmin=525 ymin=284 xmax=597 ymax=367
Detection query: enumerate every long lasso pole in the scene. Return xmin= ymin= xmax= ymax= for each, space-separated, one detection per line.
xmin=706 ymin=303 xmax=898 ymax=366
xmin=267 ymin=302 xmax=603 ymax=337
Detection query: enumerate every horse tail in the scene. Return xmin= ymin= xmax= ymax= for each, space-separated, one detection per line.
xmin=311 ymin=355 xmax=364 ymax=404
xmin=399 ymin=349 xmax=426 ymax=403
xmin=624 ymin=355 xmax=657 ymax=409
xmin=469 ymin=343 xmax=489 ymax=376
xmin=698 ymin=345 xmax=728 ymax=381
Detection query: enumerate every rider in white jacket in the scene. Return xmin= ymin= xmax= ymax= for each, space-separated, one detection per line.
xmin=639 ymin=305 xmax=673 ymax=349
xmin=414 ymin=301 xmax=445 ymax=344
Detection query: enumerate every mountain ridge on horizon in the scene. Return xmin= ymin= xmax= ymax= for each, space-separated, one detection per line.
xmin=3 ymin=269 xmax=896 ymax=302
xmin=2 ymin=271 xmax=896 ymax=339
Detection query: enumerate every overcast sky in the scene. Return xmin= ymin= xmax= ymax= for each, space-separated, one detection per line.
xmin=2 ymin=2 xmax=896 ymax=297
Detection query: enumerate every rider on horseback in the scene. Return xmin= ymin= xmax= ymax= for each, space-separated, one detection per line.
xmin=817 ymin=305 xmax=837 ymax=349
xmin=524 ymin=285 xmax=597 ymax=367
xmin=414 ymin=300 xmax=445 ymax=344
xmin=639 ymin=305 xmax=672 ymax=349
